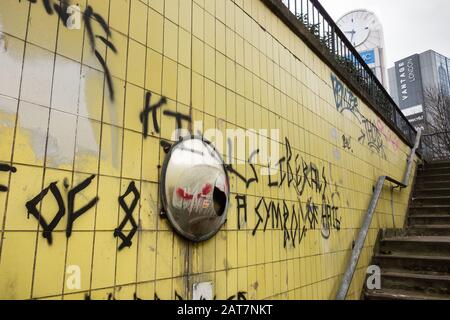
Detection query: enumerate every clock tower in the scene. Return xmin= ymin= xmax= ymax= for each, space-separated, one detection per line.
xmin=337 ymin=10 xmax=387 ymax=87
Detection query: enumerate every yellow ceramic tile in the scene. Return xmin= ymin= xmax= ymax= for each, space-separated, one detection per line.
xmin=146 ymin=49 xmax=163 ymax=94
xmin=110 ymin=0 xmax=130 ymax=35
xmin=192 ymin=37 xmax=204 ymax=75
xmin=57 ymin=17 xmax=84 ymax=62
xmin=148 ymin=8 xmax=164 ymax=54
xmin=116 ymin=234 xmax=138 ymax=285
xmin=177 ymin=64 xmax=191 ymax=105
xmin=155 ymin=231 xmax=173 ymax=280
xmin=179 ymin=0 xmax=192 ymax=32
xmin=127 ymin=39 xmax=146 ymax=87
xmin=122 ymin=130 xmax=143 ymax=180
xmin=32 ymin=232 xmax=66 ymax=298
xmin=136 ymin=281 xmax=155 ymax=300
xmin=4 ymin=164 xmax=43 ymax=231
xmin=99 ymin=123 xmax=123 ymax=177
xmin=162 ymin=58 xmax=178 ymax=101
xmin=27 ymin=4 xmax=58 ymax=51
xmin=0 ymin=232 xmax=36 ymax=299
xmin=155 ymin=279 xmax=172 ymax=299
xmin=130 ymin=0 xmax=148 ymax=44
xmin=114 ymin=284 xmax=135 ymax=300
xmin=149 ymin=0 xmax=164 ymax=14
xmin=192 ymin=4 xmax=204 ymax=41
xmin=164 ymin=19 xmax=179 ymax=62
xmin=204 ymin=44 xmax=216 ymax=81
xmin=91 ymin=231 xmax=117 ymax=289
xmin=165 ymin=0 xmax=179 ymax=24
xmin=96 ymin=175 xmax=120 ymax=231
xmin=64 ymin=231 xmax=94 ymax=294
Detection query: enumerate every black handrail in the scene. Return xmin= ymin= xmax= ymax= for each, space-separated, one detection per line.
xmin=280 ymin=0 xmax=417 ymax=146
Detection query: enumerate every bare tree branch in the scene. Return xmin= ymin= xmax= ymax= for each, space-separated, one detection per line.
xmin=422 ymin=88 xmax=450 ymax=160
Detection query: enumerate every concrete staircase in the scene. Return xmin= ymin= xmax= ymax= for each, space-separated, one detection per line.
xmin=364 ymin=161 xmax=450 ymax=300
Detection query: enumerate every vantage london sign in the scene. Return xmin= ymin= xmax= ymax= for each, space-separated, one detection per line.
xmin=395 ymin=54 xmax=424 ymax=109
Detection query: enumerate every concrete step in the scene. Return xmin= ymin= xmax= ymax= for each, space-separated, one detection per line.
xmin=409 ymin=214 xmax=450 ymax=225
xmin=419 ymin=166 xmax=450 ymax=174
xmin=381 ymin=271 xmax=450 ymax=296
xmin=421 ymin=161 xmax=450 ymax=169
xmin=416 ymin=175 xmax=450 ymax=184
xmin=407 ymin=225 xmax=450 ymax=236
xmin=417 ymin=163 xmax=450 ymax=172
xmin=365 ymin=288 xmax=450 ymax=300
xmin=409 ymin=205 xmax=450 ymax=215
xmin=373 ymin=254 xmax=450 ymax=274
xmin=412 ymin=196 xmax=450 ymax=206
xmin=415 ymin=180 xmax=450 ymax=189
xmin=414 ymin=188 xmax=450 ymax=197
xmin=380 ymin=236 xmax=450 ymax=256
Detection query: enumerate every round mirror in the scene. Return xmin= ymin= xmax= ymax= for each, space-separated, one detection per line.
xmin=160 ymin=136 xmax=230 ymax=242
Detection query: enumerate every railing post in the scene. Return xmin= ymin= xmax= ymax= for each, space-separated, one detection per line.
xmin=335 ymin=176 xmax=387 ymax=300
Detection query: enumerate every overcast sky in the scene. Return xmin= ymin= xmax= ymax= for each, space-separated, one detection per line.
xmin=319 ymin=0 xmax=450 ymax=68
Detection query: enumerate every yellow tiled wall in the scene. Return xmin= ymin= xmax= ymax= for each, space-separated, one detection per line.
xmin=0 ymin=0 xmax=417 ymax=300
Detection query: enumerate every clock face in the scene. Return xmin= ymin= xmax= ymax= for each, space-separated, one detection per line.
xmin=337 ymin=11 xmax=379 ymax=48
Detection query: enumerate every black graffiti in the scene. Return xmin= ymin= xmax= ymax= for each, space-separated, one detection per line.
xmin=140 ymin=91 xmax=167 ymax=138
xmin=225 ymin=134 xmax=343 ymax=248
xmin=153 ymin=291 xmax=247 ymax=300
xmin=265 ymin=138 xmax=294 ymax=189
xmin=25 ymin=176 xmax=98 ymax=244
xmin=66 ymin=175 xmax=99 ymax=238
xmin=114 ymin=181 xmax=140 ymax=251
xmin=331 ymin=74 xmax=387 ymax=158
xmin=225 ymin=137 xmax=260 ymax=189
xmin=25 ymin=182 xmax=65 ymax=245
xmin=227 ymin=291 xmax=247 ymax=301
xmin=359 ymin=118 xmax=386 ymax=158
xmin=84 ymin=5 xmax=116 ymax=101
xmin=293 ymin=161 xmax=327 ymax=197
xmin=304 ymin=197 xmax=319 ymax=230
xmin=22 ymin=0 xmax=117 ymax=101
xmin=240 ymin=188 xmax=341 ymax=248
xmin=320 ymin=193 xmax=341 ymax=239
xmin=236 ymin=195 xmax=247 ymax=230
xmin=0 ymin=163 xmax=17 ymax=192
xmin=249 ymin=198 xmax=306 ymax=248
xmin=331 ymin=74 xmax=361 ymax=118
xmin=53 ymin=0 xmax=71 ymax=24
xmin=342 ymin=135 xmax=352 ymax=151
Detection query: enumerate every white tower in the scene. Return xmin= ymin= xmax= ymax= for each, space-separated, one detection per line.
xmin=337 ymin=10 xmax=387 ymax=87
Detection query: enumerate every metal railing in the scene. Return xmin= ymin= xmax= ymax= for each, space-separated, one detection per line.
xmin=335 ymin=129 xmax=422 ymax=300
xmin=279 ymin=0 xmax=417 ymax=146
xmin=420 ymin=131 xmax=450 ymax=162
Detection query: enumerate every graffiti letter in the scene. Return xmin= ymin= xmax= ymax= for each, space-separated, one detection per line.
xmin=66 ymin=175 xmax=99 ymax=238
xmin=25 ymin=182 xmax=65 ymax=245
xmin=114 ymin=181 xmax=140 ymax=250
xmin=140 ymin=91 xmax=167 ymax=138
